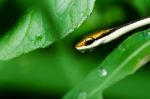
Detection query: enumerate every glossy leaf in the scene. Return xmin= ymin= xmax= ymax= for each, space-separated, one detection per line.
xmin=0 ymin=0 xmax=95 ymax=60
xmin=63 ymin=29 xmax=150 ymax=99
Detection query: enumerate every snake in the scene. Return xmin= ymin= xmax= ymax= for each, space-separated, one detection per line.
xmin=75 ymin=17 xmax=150 ymax=52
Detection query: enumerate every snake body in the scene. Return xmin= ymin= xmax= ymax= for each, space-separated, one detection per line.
xmin=75 ymin=17 xmax=150 ymax=51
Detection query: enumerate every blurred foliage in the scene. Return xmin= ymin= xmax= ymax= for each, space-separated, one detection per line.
xmin=0 ymin=0 xmax=150 ymax=99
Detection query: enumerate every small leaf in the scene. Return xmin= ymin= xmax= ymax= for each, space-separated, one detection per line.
xmin=63 ymin=29 xmax=150 ymax=99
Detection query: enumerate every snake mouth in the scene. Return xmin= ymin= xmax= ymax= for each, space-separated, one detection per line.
xmin=75 ymin=45 xmax=84 ymax=51
xmin=75 ymin=45 xmax=85 ymax=50
xmin=75 ymin=44 xmax=93 ymax=51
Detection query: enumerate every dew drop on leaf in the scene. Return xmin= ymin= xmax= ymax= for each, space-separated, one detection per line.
xmin=89 ymin=48 xmax=95 ymax=52
xmin=80 ymin=50 xmax=86 ymax=53
xmin=98 ymin=68 xmax=108 ymax=77
xmin=35 ymin=35 xmax=42 ymax=41
xmin=118 ymin=45 xmax=126 ymax=51
xmin=77 ymin=91 xmax=87 ymax=99
xmin=147 ymin=32 xmax=150 ymax=36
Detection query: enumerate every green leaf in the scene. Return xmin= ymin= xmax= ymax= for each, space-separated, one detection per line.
xmin=131 ymin=0 xmax=150 ymax=16
xmin=0 ymin=9 xmax=54 ymax=60
xmin=63 ymin=29 xmax=150 ymax=99
xmin=0 ymin=0 xmax=96 ymax=60
xmin=40 ymin=0 xmax=96 ymax=37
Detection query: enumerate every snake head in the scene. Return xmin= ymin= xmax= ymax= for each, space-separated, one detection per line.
xmin=75 ymin=29 xmax=113 ymax=51
xmin=75 ymin=37 xmax=95 ymax=50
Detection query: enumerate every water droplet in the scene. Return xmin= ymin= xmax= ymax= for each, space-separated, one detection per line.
xmin=147 ymin=32 xmax=150 ymax=35
xmin=118 ymin=46 xmax=126 ymax=51
xmin=98 ymin=68 xmax=107 ymax=77
xmin=79 ymin=50 xmax=86 ymax=53
xmin=36 ymin=35 xmax=42 ymax=37
xmin=89 ymin=48 xmax=95 ymax=52
xmin=78 ymin=91 xmax=87 ymax=99
xmin=35 ymin=35 xmax=42 ymax=41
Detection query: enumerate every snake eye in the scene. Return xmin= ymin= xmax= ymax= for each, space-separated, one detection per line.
xmin=85 ymin=38 xmax=94 ymax=46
